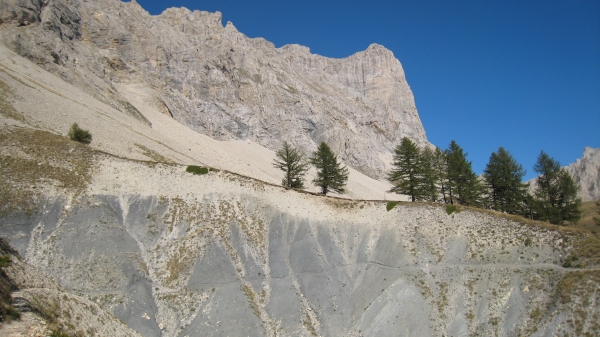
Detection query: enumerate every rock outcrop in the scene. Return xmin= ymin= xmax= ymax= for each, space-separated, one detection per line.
xmin=528 ymin=147 xmax=600 ymax=202
xmin=565 ymin=147 xmax=600 ymax=202
xmin=0 ymin=0 xmax=428 ymax=178
xmin=0 ymin=239 xmax=142 ymax=336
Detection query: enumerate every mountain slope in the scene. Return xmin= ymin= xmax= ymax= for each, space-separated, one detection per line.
xmin=0 ymin=0 xmax=428 ymax=178
xmin=1 ymin=122 xmax=599 ymax=336
xmin=565 ymin=147 xmax=600 ymax=202
xmin=0 ymin=43 xmax=399 ymax=200
xmin=0 ymin=50 xmax=598 ymax=335
xmin=1 ymin=1 xmax=599 ymax=337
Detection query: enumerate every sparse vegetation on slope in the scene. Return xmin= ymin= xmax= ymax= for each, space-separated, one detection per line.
xmin=67 ymin=123 xmax=92 ymax=144
xmin=0 ymin=126 xmax=93 ymax=215
xmin=0 ymin=243 xmax=19 ymax=323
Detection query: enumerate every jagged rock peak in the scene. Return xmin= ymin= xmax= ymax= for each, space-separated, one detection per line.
xmin=566 ymin=147 xmax=600 ymax=201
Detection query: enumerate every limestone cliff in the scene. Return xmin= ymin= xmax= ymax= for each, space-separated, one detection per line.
xmin=528 ymin=147 xmax=600 ymax=202
xmin=0 ymin=0 xmax=428 ymax=178
xmin=565 ymin=147 xmax=600 ymax=202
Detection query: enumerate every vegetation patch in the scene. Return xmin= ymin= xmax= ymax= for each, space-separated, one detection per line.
xmin=555 ymin=270 xmax=600 ymax=335
xmin=0 ymin=78 xmax=25 ymax=122
xmin=0 ymin=255 xmax=11 ymax=268
xmin=566 ymin=233 xmax=600 ymax=268
xmin=0 ymin=250 xmax=20 ymax=323
xmin=67 ymin=123 xmax=92 ymax=144
xmin=32 ymin=296 xmax=79 ymax=337
xmin=302 ymin=313 xmax=318 ymax=336
xmin=134 ymin=143 xmax=173 ymax=163
xmin=186 ymin=165 xmax=209 ymax=175
xmin=0 ymin=127 xmax=93 ymax=214
xmin=386 ymin=201 xmax=399 ymax=212
xmin=242 ymin=284 xmax=262 ymax=319
xmin=446 ymin=205 xmax=460 ymax=215
xmin=574 ymin=200 xmax=600 ymax=232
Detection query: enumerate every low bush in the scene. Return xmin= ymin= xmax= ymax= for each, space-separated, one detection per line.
xmin=67 ymin=123 xmax=92 ymax=144
xmin=186 ymin=165 xmax=209 ymax=175
xmin=386 ymin=201 xmax=399 ymax=212
xmin=446 ymin=205 xmax=460 ymax=215
xmin=0 ymin=255 xmax=10 ymax=268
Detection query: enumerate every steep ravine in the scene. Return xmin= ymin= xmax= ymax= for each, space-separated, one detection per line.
xmin=1 ymin=132 xmax=599 ymax=336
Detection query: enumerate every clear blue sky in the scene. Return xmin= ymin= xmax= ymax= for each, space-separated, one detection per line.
xmin=134 ymin=0 xmax=599 ymax=180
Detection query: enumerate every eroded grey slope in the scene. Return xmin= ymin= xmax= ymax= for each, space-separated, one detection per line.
xmin=2 ymin=149 xmax=599 ymax=336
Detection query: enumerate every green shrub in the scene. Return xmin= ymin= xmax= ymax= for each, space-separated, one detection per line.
xmin=386 ymin=201 xmax=399 ymax=212
xmin=67 ymin=123 xmax=92 ymax=144
xmin=446 ymin=205 xmax=460 ymax=215
xmin=524 ymin=238 xmax=532 ymax=247
xmin=562 ymin=255 xmax=581 ymax=268
xmin=0 ymin=303 xmax=21 ymax=322
xmin=0 ymin=255 xmax=10 ymax=268
xmin=186 ymin=165 xmax=209 ymax=175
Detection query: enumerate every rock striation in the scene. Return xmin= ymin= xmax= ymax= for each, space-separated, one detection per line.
xmin=0 ymin=0 xmax=428 ymax=178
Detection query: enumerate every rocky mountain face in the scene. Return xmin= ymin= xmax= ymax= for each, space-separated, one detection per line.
xmin=1 ymin=1 xmax=599 ymax=337
xmin=527 ymin=147 xmax=600 ymax=202
xmin=565 ymin=147 xmax=600 ymax=202
xmin=0 ymin=0 xmax=428 ymax=178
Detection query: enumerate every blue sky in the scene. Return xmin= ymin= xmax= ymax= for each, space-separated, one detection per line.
xmin=135 ymin=0 xmax=599 ymax=180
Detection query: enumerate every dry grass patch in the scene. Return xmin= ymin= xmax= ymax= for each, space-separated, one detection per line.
xmin=134 ymin=143 xmax=173 ymax=164
xmin=0 ymin=78 xmax=25 ymax=122
xmin=555 ymin=270 xmax=600 ymax=335
xmin=0 ymin=127 xmax=93 ymax=214
xmin=574 ymin=200 xmax=600 ymax=232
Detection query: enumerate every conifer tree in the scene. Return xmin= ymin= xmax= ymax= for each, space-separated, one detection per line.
xmin=310 ymin=142 xmax=349 ymax=195
xmin=388 ymin=137 xmax=424 ymax=202
xmin=432 ymin=147 xmax=449 ymax=203
xmin=445 ymin=140 xmax=481 ymax=206
xmin=272 ymin=141 xmax=309 ymax=188
xmin=420 ymin=147 xmax=438 ymax=202
xmin=483 ymin=147 xmax=528 ymax=214
xmin=532 ymin=151 xmax=581 ymax=224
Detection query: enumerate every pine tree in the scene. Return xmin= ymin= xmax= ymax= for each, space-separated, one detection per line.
xmin=445 ymin=140 xmax=481 ymax=206
xmin=483 ymin=147 xmax=528 ymax=214
xmin=532 ymin=151 xmax=581 ymax=224
xmin=432 ymin=147 xmax=449 ymax=203
xmin=388 ymin=137 xmax=424 ymax=202
xmin=420 ymin=147 xmax=438 ymax=202
xmin=272 ymin=141 xmax=309 ymax=188
xmin=310 ymin=142 xmax=349 ymax=195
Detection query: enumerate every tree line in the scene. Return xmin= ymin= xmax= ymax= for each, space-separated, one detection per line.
xmin=387 ymin=137 xmax=581 ymax=225
xmin=273 ymin=137 xmax=581 ymax=224
xmin=273 ymin=138 xmax=581 ymax=226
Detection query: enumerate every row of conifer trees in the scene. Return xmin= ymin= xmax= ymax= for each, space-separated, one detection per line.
xmin=273 ymin=138 xmax=581 ymax=225
xmin=387 ymin=137 xmax=581 ymax=225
